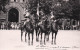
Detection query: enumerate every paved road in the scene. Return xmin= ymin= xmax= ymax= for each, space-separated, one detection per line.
xmin=0 ymin=30 xmax=80 ymax=50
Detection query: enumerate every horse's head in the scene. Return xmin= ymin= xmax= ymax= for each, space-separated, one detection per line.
xmin=51 ymin=19 xmax=58 ymax=26
xmin=56 ymin=19 xmax=62 ymax=25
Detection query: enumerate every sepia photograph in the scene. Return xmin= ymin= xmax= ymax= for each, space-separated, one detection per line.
xmin=0 ymin=0 xmax=80 ymax=50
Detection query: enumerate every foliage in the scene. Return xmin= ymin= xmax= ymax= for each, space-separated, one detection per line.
xmin=25 ymin=0 xmax=80 ymax=20
xmin=25 ymin=0 xmax=38 ymax=14
xmin=53 ymin=0 xmax=80 ymax=20
xmin=39 ymin=0 xmax=53 ymax=15
xmin=0 ymin=0 xmax=9 ymax=12
xmin=54 ymin=1 xmax=73 ymax=19
xmin=70 ymin=0 xmax=80 ymax=20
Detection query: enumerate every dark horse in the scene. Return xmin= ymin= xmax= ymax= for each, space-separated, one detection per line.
xmin=51 ymin=19 xmax=59 ymax=45
xmin=21 ymin=18 xmax=35 ymax=45
xmin=37 ymin=17 xmax=51 ymax=45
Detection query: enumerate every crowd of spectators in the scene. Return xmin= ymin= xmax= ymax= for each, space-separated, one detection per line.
xmin=57 ymin=18 xmax=80 ymax=30
xmin=0 ymin=18 xmax=79 ymax=30
xmin=0 ymin=21 xmax=21 ymax=30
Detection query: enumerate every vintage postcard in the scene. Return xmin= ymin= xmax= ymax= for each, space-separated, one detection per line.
xmin=0 ymin=0 xmax=80 ymax=50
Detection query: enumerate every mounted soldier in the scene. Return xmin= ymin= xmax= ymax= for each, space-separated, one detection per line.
xmin=50 ymin=12 xmax=59 ymax=44
xmin=21 ymin=10 xmax=36 ymax=45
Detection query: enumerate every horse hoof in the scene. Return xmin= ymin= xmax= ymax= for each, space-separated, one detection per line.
xmin=40 ymin=40 xmax=42 ymax=43
xmin=40 ymin=42 xmax=42 ymax=45
xmin=28 ymin=43 xmax=30 ymax=45
xmin=28 ymin=42 xmax=30 ymax=45
xmin=51 ymin=42 xmax=53 ymax=45
xmin=25 ymin=40 xmax=27 ymax=42
xmin=37 ymin=40 xmax=39 ymax=42
xmin=44 ymin=43 xmax=46 ymax=45
xmin=25 ymin=41 xmax=27 ymax=43
xmin=21 ymin=40 xmax=23 ymax=42
xmin=54 ymin=43 xmax=56 ymax=45
xmin=36 ymin=39 xmax=37 ymax=41
xmin=47 ymin=39 xmax=49 ymax=41
xmin=36 ymin=39 xmax=39 ymax=42
xmin=37 ymin=39 xmax=39 ymax=42
xmin=31 ymin=41 xmax=33 ymax=45
xmin=31 ymin=43 xmax=33 ymax=45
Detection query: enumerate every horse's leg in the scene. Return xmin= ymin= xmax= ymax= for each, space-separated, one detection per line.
xmin=47 ymin=32 xmax=50 ymax=41
xmin=36 ymin=29 xmax=38 ymax=41
xmin=54 ymin=32 xmax=57 ymax=45
xmin=47 ymin=34 xmax=49 ymax=41
xmin=52 ymin=32 xmax=53 ymax=44
xmin=40 ymin=32 xmax=42 ymax=44
xmin=25 ymin=31 xmax=27 ymax=42
xmin=28 ymin=33 xmax=30 ymax=45
xmin=21 ymin=30 xmax=23 ymax=42
xmin=37 ymin=29 xmax=40 ymax=42
xmin=44 ymin=33 xmax=46 ymax=45
xmin=31 ymin=32 xmax=34 ymax=45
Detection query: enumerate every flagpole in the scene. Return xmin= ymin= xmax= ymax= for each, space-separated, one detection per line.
xmin=51 ymin=0 xmax=55 ymax=18
xmin=37 ymin=0 xmax=39 ymax=16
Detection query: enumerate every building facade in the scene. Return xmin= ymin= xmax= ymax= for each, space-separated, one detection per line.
xmin=0 ymin=0 xmax=28 ymax=23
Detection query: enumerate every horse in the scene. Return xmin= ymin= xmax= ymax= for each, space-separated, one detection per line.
xmin=21 ymin=20 xmax=26 ymax=42
xmin=37 ymin=17 xmax=51 ymax=45
xmin=31 ymin=13 xmax=40 ymax=42
xmin=21 ymin=17 xmax=35 ymax=45
xmin=35 ymin=20 xmax=40 ymax=42
xmin=36 ymin=15 xmax=47 ymax=42
xmin=51 ymin=18 xmax=59 ymax=45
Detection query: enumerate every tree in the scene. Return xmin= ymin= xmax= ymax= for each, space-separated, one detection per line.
xmin=0 ymin=0 xmax=9 ymax=13
xmin=52 ymin=0 xmax=73 ymax=19
xmin=39 ymin=0 xmax=53 ymax=15
xmin=70 ymin=0 xmax=80 ymax=20
xmin=25 ymin=0 xmax=80 ymax=20
xmin=59 ymin=0 xmax=80 ymax=20
xmin=25 ymin=0 xmax=38 ymax=14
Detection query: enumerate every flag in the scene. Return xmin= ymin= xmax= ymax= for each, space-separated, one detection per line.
xmin=37 ymin=2 xmax=39 ymax=16
xmin=51 ymin=11 xmax=54 ymax=18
